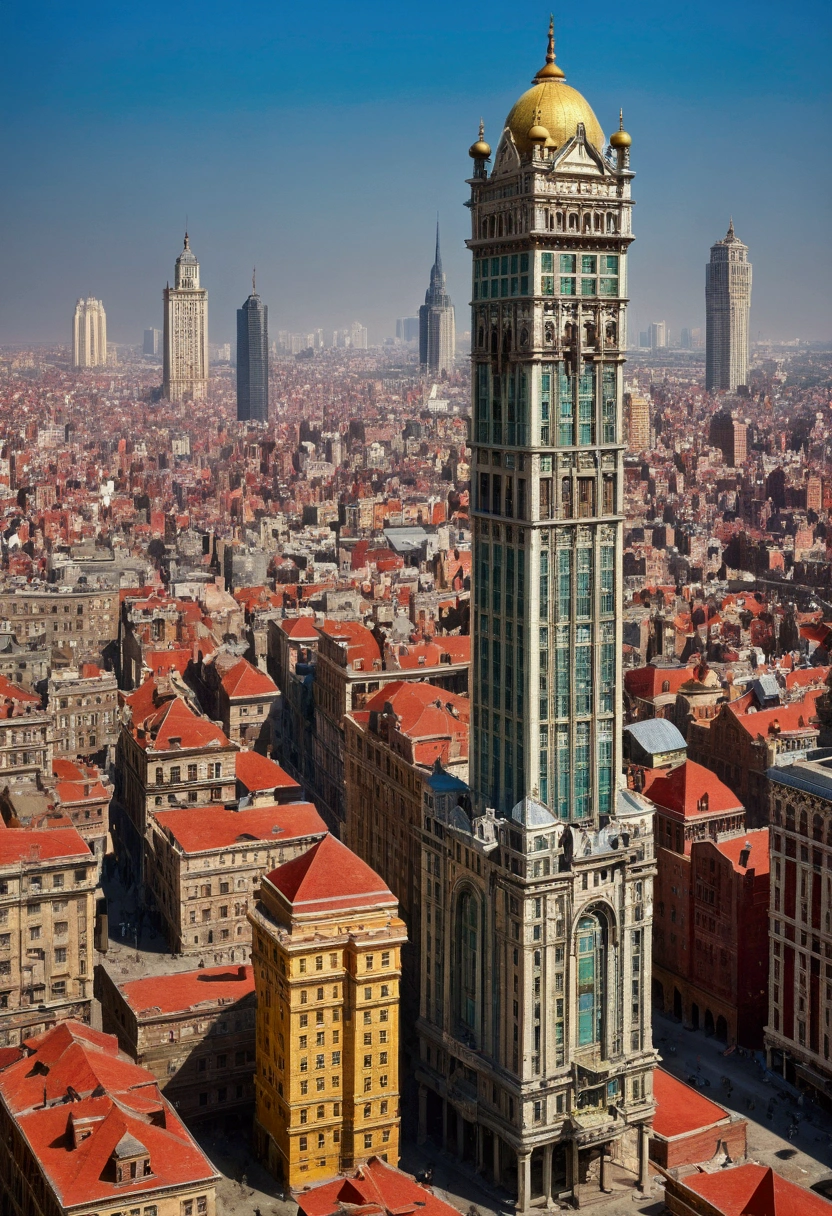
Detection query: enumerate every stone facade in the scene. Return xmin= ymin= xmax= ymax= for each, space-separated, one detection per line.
xmin=163 ymin=233 xmax=209 ymax=402
xmin=48 ymin=662 xmax=118 ymax=759
xmin=705 ymin=221 xmax=752 ymax=392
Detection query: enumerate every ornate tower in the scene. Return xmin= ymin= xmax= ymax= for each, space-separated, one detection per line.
xmin=705 ymin=220 xmax=752 ymax=392
xmin=163 ymin=233 xmax=209 ymax=401
xmin=415 ymin=25 xmax=656 ymax=1207
xmin=419 ymin=221 xmax=456 ymax=375
xmin=237 ymin=272 xmax=269 ymax=422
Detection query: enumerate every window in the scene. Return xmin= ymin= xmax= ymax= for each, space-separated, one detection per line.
xmin=577 ymin=914 xmax=604 ymax=1047
xmin=299 ymin=1136 xmax=308 ymax=1152
xmin=364 ymin=1133 xmax=373 ymax=1149
xmin=52 ymin=874 xmax=64 ymax=889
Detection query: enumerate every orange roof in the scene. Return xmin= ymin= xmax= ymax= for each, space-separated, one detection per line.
xmin=360 ymin=680 xmax=469 ymax=741
xmin=297 ymin=1157 xmax=462 ymax=1216
xmin=0 ymin=826 xmax=91 ymax=865
xmin=652 ymin=1068 xmax=731 ymax=1139
xmin=0 ymin=1022 xmax=217 ymax=1208
xmin=220 ymin=657 xmax=278 ymax=699
xmin=280 ymin=616 xmax=319 ymax=641
xmin=235 ymin=749 xmax=301 ymax=794
xmin=154 ymin=803 xmax=326 ymax=854
xmin=266 ymin=834 xmax=396 ymax=915
xmin=676 ymin=1162 xmax=830 ymax=1215
xmin=0 ymin=674 xmax=41 ymax=704
xmin=785 ymin=665 xmax=829 ymax=690
xmin=624 ymin=663 xmax=696 ymax=701
xmin=733 ymin=689 xmax=822 ymax=738
xmin=317 ymin=619 xmax=381 ymax=668
xmin=118 ymin=964 xmax=254 ymax=1017
xmin=643 ymin=760 xmax=742 ymax=821
xmin=716 ymin=828 xmax=770 ymax=876
xmin=127 ymin=688 xmax=229 ymax=751
xmin=144 ymin=648 xmax=191 ymax=677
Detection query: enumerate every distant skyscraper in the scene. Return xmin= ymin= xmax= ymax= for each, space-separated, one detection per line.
xmin=237 ymin=275 xmax=269 ymax=423
xmin=163 ymin=233 xmax=209 ymax=401
xmin=709 ymin=410 xmax=747 ymax=467
xmin=350 ymin=320 xmax=368 ymax=350
xmin=418 ymin=222 xmax=455 ymax=375
xmin=625 ymin=386 xmax=651 ymax=452
xmin=649 ymin=320 xmax=667 ymax=350
xmin=706 ymin=220 xmax=752 ymax=392
xmin=396 ymin=316 xmax=419 ymax=342
xmin=72 ymin=298 xmax=107 ymax=368
xmin=143 ymin=327 xmax=161 ymax=356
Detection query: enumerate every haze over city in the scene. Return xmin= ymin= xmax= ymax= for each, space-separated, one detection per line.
xmin=1 ymin=0 xmax=829 ymax=346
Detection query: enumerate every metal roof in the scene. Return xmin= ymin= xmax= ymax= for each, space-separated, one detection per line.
xmin=623 ymin=718 xmax=687 ymax=754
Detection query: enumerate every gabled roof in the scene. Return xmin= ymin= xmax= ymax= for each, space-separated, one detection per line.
xmin=235 ymin=749 xmax=300 ymax=794
xmin=266 ymin=833 xmax=396 ymax=915
xmin=624 ymin=663 xmax=696 ymax=701
xmin=360 ymin=680 xmax=469 ymax=743
xmin=220 ymin=657 xmax=278 ymax=699
xmin=642 ymin=760 xmax=742 ymax=820
xmin=297 ymin=1156 xmax=462 ymax=1216
xmin=676 ymin=1161 xmax=830 ymax=1215
xmin=280 ymin=616 xmax=319 ymax=641
xmin=134 ymin=693 xmax=229 ymax=751
xmin=732 ymin=689 xmax=822 ymax=739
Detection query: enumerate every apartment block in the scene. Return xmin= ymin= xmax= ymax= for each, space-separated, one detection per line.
xmin=48 ymin=662 xmax=118 ymax=759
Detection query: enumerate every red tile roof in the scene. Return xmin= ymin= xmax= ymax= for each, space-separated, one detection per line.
xmin=266 ymin=833 xmax=396 ymax=915
xmin=0 ymin=826 xmax=91 ymax=865
xmin=154 ymin=802 xmax=326 ymax=854
xmin=716 ymin=828 xmax=770 ymax=876
xmin=118 ymin=964 xmax=254 ymax=1017
xmin=651 ymin=1068 xmax=731 ymax=1139
xmin=297 ymin=1157 xmax=461 ymax=1216
xmin=280 ymin=616 xmax=320 ymax=641
xmin=220 ymin=657 xmax=278 ymax=699
xmin=361 ymin=680 xmax=469 ymax=740
xmin=126 ymin=686 xmax=229 ymax=751
xmin=624 ymin=663 xmax=697 ymax=701
xmin=642 ymin=760 xmax=743 ymax=820
xmin=676 ymin=1162 xmax=830 ymax=1215
xmin=235 ymin=749 xmax=300 ymax=794
xmin=0 ymin=1022 xmax=217 ymax=1208
xmin=732 ymin=689 xmax=822 ymax=738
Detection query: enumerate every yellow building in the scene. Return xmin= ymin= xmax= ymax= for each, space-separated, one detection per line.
xmin=248 ymin=833 xmax=406 ymax=1188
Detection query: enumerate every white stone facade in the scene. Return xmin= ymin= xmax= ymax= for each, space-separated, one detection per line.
xmin=163 ymin=233 xmax=209 ymax=401
xmin=72 ymin=297 xmax=107 ymax=368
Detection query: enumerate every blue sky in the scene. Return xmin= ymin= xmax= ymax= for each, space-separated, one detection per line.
xmin=1 ymin=0 xmax=829 ymax=346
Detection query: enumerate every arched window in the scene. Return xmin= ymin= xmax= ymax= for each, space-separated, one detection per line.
xmin=556 ymin=211 xmax=564 ymax=231
xmin=455 ymin=888 xmax=481 ymax=1043
xmin=813 ymin=814 xmax=823 ymax=842
xmin=594 ymin=213 xmax=603 ymax=231
xmin=606 ymin=213 xmax=617 ymax=233
xmin=582 ymin=214 xmax=591 ymax=233
xmin=799 ymin=810 xmax=808 ymax=837
xmin=577 ymin=913 xmax=604 ymax=1047
xmin=662 ymin=680 xmax=670 ymax=693
xmin=568 ymin=213 xmax=579 ymax=232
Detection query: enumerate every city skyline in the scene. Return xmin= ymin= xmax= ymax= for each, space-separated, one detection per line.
xmin=0 ymin=2 xmax=828 ymax=348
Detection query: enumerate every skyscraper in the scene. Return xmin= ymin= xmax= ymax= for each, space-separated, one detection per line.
xmin=705 ymin=220 xmax=752 ymax=392
xmin=418 ymin=222 xmax=455 ymax=376
xmin=236 ymin=274 xmax=269 ymax=422
xmin=163 ymin=233 xmax=209 ymax=401
xmin=72 ymin=297 xmax=107 ymax=368
xmin=416 ymin=25 xmax=655 ymax=1206
xmin=143 ymin=327 xmax=161 ymax=356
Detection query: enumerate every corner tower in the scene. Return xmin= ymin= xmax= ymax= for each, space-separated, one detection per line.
xmin=415 ymin=25 xmax=656 ymax=1208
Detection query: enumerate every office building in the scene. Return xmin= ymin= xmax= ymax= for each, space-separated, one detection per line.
xmin=705 ymin=220 xmax=752 ymax=392
xmin=249 ymin=833 xmax=406 ymax=1187
xmin=624 ymin=387 xmax=651 ymax=453
xmin=71 ymin=297 xmax=107 ymax=368
xmin=350 ymin=320 xmax=369 ymax=350
xmin=163 ymin=232 xmax=209 ymax=401
xmin=414 ymin=26 xmax=655 ymax=1207
xmin=419 ymin=222 xmax=455 ymax=376
xmin=143 ymin=326 xmax=161 ymax=356
xmin=396 ymin=316 xmax=420 ymax=342
xmin=709 ymin=410 xmax=747 ymax=467
xmin=237 ymin=276 xmax=269 ymax=422
xmin=649 ymin=321 xmax=667 ymax=350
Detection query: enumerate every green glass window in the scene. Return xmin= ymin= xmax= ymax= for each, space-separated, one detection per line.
xmin=599 ymin=278 xmax=618 ymax=296
xmin=600 ymin=546 xmax=614 ymax=615
xmin=501 ymin=278 xmax=509 ymax=297
xmin=541 ymin=372 xmax=551 ymax=444
xmin=581 ymin=255 xmax=597 ymax=274
xmin=501 ymin=256 xmax=509 ymax=275
xmin=581 ymin=277 xmax=597 ymax=295
xmin=559 ymin=254 xmax=576 ymax=273
xmin=598 ymin=732 xmax=612 ymax=816
xmin=492 ymin=638 xmax=501 ymax=688
xmin=510 ymin=277 xmax=519 ymax=296
xmin=602 ymin=366 xmax=616 ymax=443
xmin=506 ymin=548 xmax=515 ymax=617
xmin=492 ymin=544 xmax=502 ymax=614
xmin=542 ymin=276 xmax=555 ymax=296
xmin=603 ymin=255 xmax=619 ymax=273
xmin=557 ymin=548 xmax=570 ymax=620
xmin=577 ymin=914 xmax=603 ymax=1045
xmin=555 ymin=626 xmax=569 ymax=717
xmin=556 ymin=724 xmax=570 ymax=819
xmin=511 ymin=254 xmax=518 ymax=273
xmin=541 ymin=252 xmax=554 ymax=272
xmin=576 ymin=550 xmax=592 ymax=617
xmin=517 ymin=549 xmax=525 ymax=616
xmin=539 ymin=551 xmax=549 ymax=619
xmin=520 ymin=274 xmax=529 ymax=295
xmin=558 ymin=367 xmax=573 ymax=446
xmin=456 ymin=890 xmax=480 ymax=1035
xmin=520 ymin=253 xmax=529 ymax=272
xmin=490 ymin=258 xmax=499 ymax=276
xmin=574 ymin=722 xmax=590 ymax=818
xmin=560 ymin=277 xmax=575 ymax=295
xmin=575 ymin=623 xmax=591 ymax=715
xmin=490 ymin=280 xmax=499 ymax=298
xmin=578 ymin=373 xmax=594 ymax=445
xmin=600 ymin=622 xmax=615 ymax=714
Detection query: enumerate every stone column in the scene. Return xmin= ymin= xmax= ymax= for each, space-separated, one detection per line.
xmin=476 ymin=1125 xmax=485 ymax=1172
xmin=599 ymin=1144 xmax=609 ymax=1193
xmin=493 ymin=1133 xmax=501 ymax=1185
xmin=638 ymin=1124 xmax=650 ymax=1191
xmin=570 ymin=1139 xmax=580 ymax=1204
xmin=517 ymin=1150 xmax=531 ymax=1213
xmin=417 ymin=1085 xmax=427 ymax=1145
xmin=542 ymin=1144 xmax=553 ymax=1204
xmin=456 ymin=1111 xmax=465 ymax=1160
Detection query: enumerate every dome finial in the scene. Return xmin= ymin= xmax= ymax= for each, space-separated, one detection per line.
xmin=619 ymin=108 xmax=624 ymax=130
xmin=534 ymin=14 xmax=565 ymax=81
xmin=468 ymin=118 xmax=492 ymax=160
xmin=610 ymin=108 xmax=632 ymax=151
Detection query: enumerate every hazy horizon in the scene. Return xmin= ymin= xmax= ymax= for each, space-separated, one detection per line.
xmin=1 ymin=0 xmax=829 ymax=348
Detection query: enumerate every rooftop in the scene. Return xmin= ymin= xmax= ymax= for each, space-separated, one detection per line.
xmin=117 ymin=963 xmax=254 ymax=1017
xmin=266 ymin=833 xmax=397 ymax=916
xmin=154 ymin=802 xmax=326 ymax=854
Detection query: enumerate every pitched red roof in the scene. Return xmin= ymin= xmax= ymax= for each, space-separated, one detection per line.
xmin=134 ymin=694 xmax=229 ymax=751
xmin=118 ymin=964 xmax=254 ymax=1017
xmin=280 ymin=616 xmax=319 ymax=641
xmin=297 ymin=1157 xmax=461 ymax=1216
xmin=361 ymin=680 xmax=469 ymax=739
xmin=154 ymin=803 xmax=326 ymax=854
xmin=642 ymin=760 xmax=743 ymax=820
xmin=220 ymin=657 xmax=278 ymax=699
xmin=0 ymin=826 xmax=91 ymax=865
xmin=267 ymin=833 xmax=396 ymax=915
xmin=235 ymin=749 xmax=300 ymax=794
xmin=733 ymin=689 xmax=822 ymax=738
xmin=652 ymin=1068 xmax=731 ymax=1139
xmin=676 ymin=1162 xmax=830 ymax=1215
xmin=624 ymin=663 xmax=696 ymax=701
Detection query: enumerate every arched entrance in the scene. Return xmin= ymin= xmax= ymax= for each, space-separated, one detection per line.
xmin=704 ymin=1009 xmax=715 ymax=1037
xmin=691 ymin=1002 xmax=700 ymax=1030
xmin=673 ymin=988 xmax=683 ymax=1020
xmin=716 ymin=1015 xmax=728 ymax=1043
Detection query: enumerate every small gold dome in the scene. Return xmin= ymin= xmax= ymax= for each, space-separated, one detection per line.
xmin=610 ymin=109 xmax=632 ymax=148
xmin=468 ymin=119 xmax=492 ymax=160
xmin=528 ymin=108 xmax=550 ymax=144
xmin=504 ymin=19 xmax=605 ymax=157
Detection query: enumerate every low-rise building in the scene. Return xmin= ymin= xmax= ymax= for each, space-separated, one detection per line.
xmin=0 ymin=676 xmax=52 ymax=782
xmin=95 ymin=962 xmax=256 ymax=1124
xmin=48 ymin=661 xmax=118 ymax=760
xmin=147 ymin=802 xmax=327 ymax=961
xmin=296 ymin=1156 xmax=463 ymax=1216
xmin=0 ymin=1020 xmax=220 ymax=1216
xmin=665 ymin=1162 xmax=829 ymax=1216
xmin=236 ymin=748 xmax=302 ymax=805
xmin=249 ymin=833 xmax=406 ymax=1188
xmin=649 ymin=1068 xmax=746 ymax=1171
xmin=0 ymin=826 xmax=96 ymax=1047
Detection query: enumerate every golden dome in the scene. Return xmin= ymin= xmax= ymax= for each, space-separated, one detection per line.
xmin=468 ymin=119 xmax=492 ymax=160
xmin=527 ymin=108 xmax=550 ymax=145
xmin=504 ymin=19 xmax=605 ymax=157
xmin=610 ymin=108 xmax=632 ymax=148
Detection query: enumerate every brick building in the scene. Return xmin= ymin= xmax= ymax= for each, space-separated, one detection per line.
xmin=0 ymin=1020 xmax=220 ymax=1216
xmin=649 ymin=1068 xmax=746 ymax=1171
xmin=147 ymin=802 xmax=326 ymax=961
xmin=766 ymin=752 xmax=832 ymax=1104
xmin=196 ymin=652 xmax=279 ymax=747
xmin=96 ymin=962 xmax=256 ymax=1124
xmin=249 ymin=833 xmax=406 ymax=1188
xmin=0 ymin=826 xmax=96 ymax=1047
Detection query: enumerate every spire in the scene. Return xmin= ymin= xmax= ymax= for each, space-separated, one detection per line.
xmin=534 ymin=14 xmax=565 ymax=81
xmin=619 ymin=108 xmax=624 ymax=130
xmin=184 ymin=230 xmax=190 ymax=249
xmin=727 ymin=217 xmax=735 ymax=239
xmin=546 ymin=13 xmax=555 ymax=64
xmin=434 ymin=217 xmax=442 ymax=274
xmin=252 ymin=266 xmax=256 ymax=294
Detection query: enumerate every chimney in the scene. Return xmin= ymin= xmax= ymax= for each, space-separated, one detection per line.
xmin=739 ymin=840 xmax=752 ymax=868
